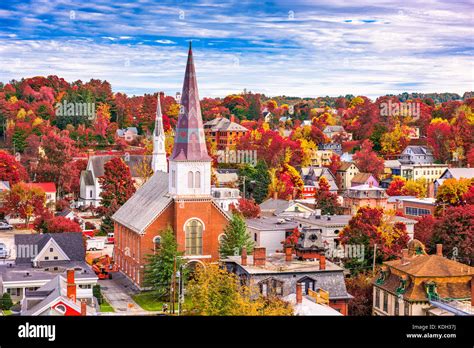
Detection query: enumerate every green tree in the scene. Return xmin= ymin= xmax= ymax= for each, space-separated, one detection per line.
xmin=1 ymin=293 xmax=13 ymax=310
xmin=239 ymin=160 xmax=270 ymax=204
xmin=144 ymin=227 xmax=184 ymax=299
xmin=219 ymin=214 xmax=254 ymax=257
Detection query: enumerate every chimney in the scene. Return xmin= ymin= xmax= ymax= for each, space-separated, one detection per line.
xmin=401 ymin=248 xmax=409 ymax=265
xmin=436 ymin=244 xmax=443 ymax=257
xmin=66 ymin=269 xmax=76 ymax=302
xmin=253 ymin=247 xmax=266 ymax=266
xmin=427 ymin=182 xmax=435 ymax=198
xmin=273 ymin=191 xmax=278 ymax=200
xmin=319 ymin=254 xmax=326 ymax=270
xmin=241 ymin=247 xmax=247 ymax=266
xmin=230 ymin=114 xmax=235 ymax=123
xmin=81 ymin=299 xmax=87 ymax=316
xmin=296 ymin=282 xmax=303 ymax=304
xmin=285 ymin=246 xmax=292 ymax=262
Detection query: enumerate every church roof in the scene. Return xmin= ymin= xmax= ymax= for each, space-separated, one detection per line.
xmin=170 ymin=42 xmax=211 ymax=162
xmin=112 ymin=171 xmax=172 ymax=234
xmin=154 ymin=94 xmax=165 ymax=137
xmin=88 ymin=155 xmax=151 ymax=178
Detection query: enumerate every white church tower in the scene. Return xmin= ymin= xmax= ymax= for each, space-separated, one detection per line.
xmin=151 ymin=93 xmax=168 ymax=173
xmin=168 ymin=43 xmax=212 ymax=197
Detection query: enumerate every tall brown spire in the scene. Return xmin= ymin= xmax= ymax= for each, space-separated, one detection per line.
xmin=170 ymin=42 xmax=211 ymax=161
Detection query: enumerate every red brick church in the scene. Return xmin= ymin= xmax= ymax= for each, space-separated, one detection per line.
xmin=112 ymin=43 xmax=230 ymax=288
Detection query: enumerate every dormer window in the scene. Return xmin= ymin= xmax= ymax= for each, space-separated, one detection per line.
xmin=396 ymin=276 xmax=408 ymax=294
xmin=425 ymin=281 xmax=438 ymax=300
xmin=375 ymin=267 xmax=388 ymax=285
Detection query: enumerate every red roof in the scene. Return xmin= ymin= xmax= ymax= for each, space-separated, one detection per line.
xmin=29 ymin=182 xmax=57 ymax=193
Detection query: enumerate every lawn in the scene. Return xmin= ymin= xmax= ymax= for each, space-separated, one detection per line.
xmin=132 ymin=291 xmax=191 ymax=312
xmin=99 ymin=299 xmax=115 ymax=313
xmin=2 ymin=310 xmax=12 ymax=316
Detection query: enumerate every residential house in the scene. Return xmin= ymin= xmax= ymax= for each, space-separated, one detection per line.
xmin=203 ymin=116 xmax=248 ymax=150
xmin=399 ymin=145 xmax=435 ymax=165
xmin=246 ymin=216 xmax=298 ymax=253
xmin=224 ymin=247 xmax=352 ymax=315
xmin=215 ymin=169 xmax=239 ymax=188
xmin=0 ymin=233 xmax=98 ymax=303
xmin=116 ymin=127 xmax=138 ymax=143
xmin=79 ymin=154 xmax=152 ymax=207
xmin=284 ymin=284 xmax=343 ymax=316
xmin=400 ymin=163 xmax=448 ymax=183
xmin=21 ymin=270 xmax=93 ymax=316
xmin=112 ymin=44 xmax=230 ymax=288
xmin=310 ymin=149 xmax=335 ymax=167
xmin=387 ymin=196 xmax=436 ymax=217
xmin=259 ymin=198 xmax=315 ymax=217
xmin=322 ymin=125 xmax=352 ymax=141
xmin=351 ymin=173 xmax=378 ymax=187
xmin=29 ymin=182 xmax=57 ymax=210
xmin=343 ymin=184 xmax=388 ymax=215
xmin=384 ymin=160 xmax=401 ymax=177
xmin=337 ymin=162 xmax=360 ymax=191
xmin=373 ymin=242 xmax=473 ymax=316
xmin=300 ymin=167 xmax=338 ymax=192
xmin=211 ymin=187 xmax=240 ymax=211
xmin=434 ymin=168 xmax=474 ymax=195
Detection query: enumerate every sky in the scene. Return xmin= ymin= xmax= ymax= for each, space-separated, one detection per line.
xmin=0 ymin=0 xmax=473 ymax=99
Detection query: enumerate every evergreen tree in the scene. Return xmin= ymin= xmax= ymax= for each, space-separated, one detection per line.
xmin=1 ymin=293 xmax=13 ymax=310
xmin=253 ymin=160 xmax=270 ymax=204
xmin=144 ymin=227 xmax=184 ymax=299
xmin=219 ymin=214 xmax=254 ymax=257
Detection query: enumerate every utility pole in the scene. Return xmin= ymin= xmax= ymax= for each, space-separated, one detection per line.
xmin=372 ymin=244 xmax=377 ymax=275
xmin=242 ymin=176 xmax=246 ymax=199
xmin=170 ymin=256 xmax=177 ymax=314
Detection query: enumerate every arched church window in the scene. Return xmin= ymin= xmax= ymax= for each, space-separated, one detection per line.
xmin=153 ymin=236 xmax=161 ymax=253
xmin=188 ymin=171 xmax=194 ymax=188
xmin=195 ymin=171 xmax=201 ymax=188
xmin=185 ymin=219 xmax=203 ymax=255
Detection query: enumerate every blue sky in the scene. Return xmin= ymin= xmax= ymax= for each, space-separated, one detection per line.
xmin=0 ymin=0 xmax=472 ymax=98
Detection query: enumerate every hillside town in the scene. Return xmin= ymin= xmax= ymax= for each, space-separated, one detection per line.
xmin=0 ymin=43 xmax=472 ymax=317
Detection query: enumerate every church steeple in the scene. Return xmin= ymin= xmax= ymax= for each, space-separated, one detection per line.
xmin=169 ymin=43 xmax=211 ymax=197
xmin=170 ymin=42 xmax=211 ymax=162
xmin=151 ymin=93 xmax=167 ymax=173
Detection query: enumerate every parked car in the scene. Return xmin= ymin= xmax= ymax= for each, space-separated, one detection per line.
xmin=0 ymin=221 xmax=13 ymax=230
xmin=0 ymin=243 xmax=9 ymax=258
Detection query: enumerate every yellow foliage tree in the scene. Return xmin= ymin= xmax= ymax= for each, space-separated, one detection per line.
xmin=380 ymin=123 xmax=411 ymax=155
xmin=186 ymin=264 xmax=293 ymax=316
xmin=436 ymin=177 xmax=472 ymax=205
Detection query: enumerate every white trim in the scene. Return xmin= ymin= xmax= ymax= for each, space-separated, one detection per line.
xmin=182 ymin=217 xmax=206 ymax=232
xmin=32 ymin=238 xmax=70 ymax=263
xmin=183 ymin=255 xmax=211 ymax=259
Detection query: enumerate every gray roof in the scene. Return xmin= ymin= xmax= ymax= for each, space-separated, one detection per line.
xmin=259 ymin=198 xmax=292 ymax=212
xmin=89 ymin=155 xmax=151 ymax=178
xmin=112 ymin=171 xmax=172 ymax=234
xmin=323 ymin=125 xmax=345 ymax=133
xmin=246 ymin=216 xmax=298 ymax=231
xmin=441 ymin=168 xmax=474 ymax=179
xmin=14 ymin=233 xmax=85 ymax=264
xmin=204 ymin=118 xmax=248 ymax=132
xmin=402 ymin=145 xmax=433 ymax=156
xmin=0 ymin=261 xmax=96 ymax=283
xmin=81 ymin=170 xmax=94 ymax=186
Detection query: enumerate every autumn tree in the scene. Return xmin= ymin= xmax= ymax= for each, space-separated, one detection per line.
xmin=5 ymin=182 xmax=45 ymax=227
xmin=339 ymin=207 xmax=409 ymax=274
xmin=231 ymin=198 xmax=261 ymax=218
xmin=219 ymin=213 xmax=254 ymax=257
xmin=413 ymin=215 xmax=437 ymax=248
xmin=314 ymin=177 xmax=341 ymax=215
xmin=352 ymin=140 xmax=384 ymax=179
xmin=386 ymin=176 xmax=406 ymax=196
xmin=0 ymin=150 xmax=28 ymax=184
xmin=34 ymin=211 xmax=82 ymax=233
xmin=427 ymin=118 xmax=453 ymax=163
xmin=187 ymin=264 xmax=293 ymax=316
xmin=436 ymin=177 xmax=472 ymax=208
xmin=345 ymin=273 xmax=374 ymax=316
xmin=98 ymin=157 xmax=136 ymax=234
xmin=144 ymin=226 xmax=184 ymax=299
xmin=431 ymin=205 xmax=473 ymax=264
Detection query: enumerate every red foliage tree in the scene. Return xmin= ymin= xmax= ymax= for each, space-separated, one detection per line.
xmin=352 ymin=140 xmax=385 ymax=179
xmin=314 ymin=177 xmax=341 ymax=215
xmin=0 ymin=151 xmax=28 ymax=184
xmin=230 ymin=198 xmax=261 ymax=218
xmin=413 ymin=215 xmax=436 ymax=247
xmin=5 ymin=182 xmax=46 ymax=227
xmin=386 ymin=177 xmax=406 ymax=196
